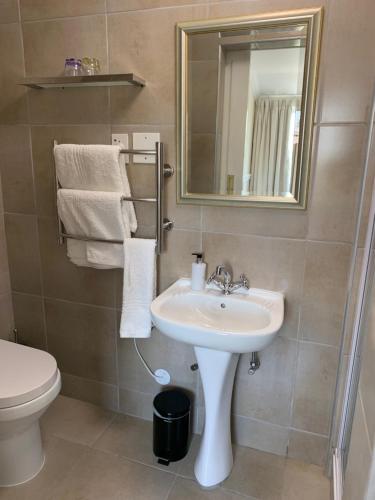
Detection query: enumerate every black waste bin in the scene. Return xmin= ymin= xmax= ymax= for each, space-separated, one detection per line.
xmin=153 ymin=389 xmax=191 ymax=465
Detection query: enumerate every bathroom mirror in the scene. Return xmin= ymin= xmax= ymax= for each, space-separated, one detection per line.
xmin=177 ymin=8 xmax=323 ymax=208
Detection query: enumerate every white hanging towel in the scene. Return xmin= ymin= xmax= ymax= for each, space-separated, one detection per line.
xmin=57 ymin=189 xmax=130 ymax=268
xmin=120 ymin=238 xmax=156 ymax=338
xmin=54 ymin=143 xmax=137 ymax=233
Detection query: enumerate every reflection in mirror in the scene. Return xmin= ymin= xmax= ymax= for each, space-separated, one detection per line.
xmin=188 ymin=26 xmax=306 ymax=198
xmin=178 ymin=10 xmax=323 ymax=208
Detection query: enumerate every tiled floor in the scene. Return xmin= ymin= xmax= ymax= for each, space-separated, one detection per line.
xmin=0 ymin=396 xmax=331 ymax=500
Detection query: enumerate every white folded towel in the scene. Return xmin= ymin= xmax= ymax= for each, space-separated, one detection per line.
xmin=55 ymin=144 xmax=123 ymax=192
xmin=120 ymin=238 xmax=156 ymax=338
xmin=54 ymin=143 xmax=137 ymax=232
xmin=58 ymin=189 xmax=131 ymax=268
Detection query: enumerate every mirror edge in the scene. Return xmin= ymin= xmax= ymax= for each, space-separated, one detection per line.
xmin=176 ymin=7 xmax=324 ymax=210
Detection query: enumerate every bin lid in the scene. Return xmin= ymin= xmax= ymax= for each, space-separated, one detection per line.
xmin=154 ymin=389 xmax=190 ymax=418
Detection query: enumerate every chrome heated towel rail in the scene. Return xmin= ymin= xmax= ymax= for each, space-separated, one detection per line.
xmin=53 ymin=140 xmax=174 ymax=255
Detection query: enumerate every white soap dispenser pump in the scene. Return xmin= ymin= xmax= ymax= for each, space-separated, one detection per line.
xmin=191 ymin=252 xmax=207 ymax=291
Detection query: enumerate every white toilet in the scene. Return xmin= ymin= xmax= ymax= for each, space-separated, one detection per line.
xmin=0 ymin=339 xmax=61 ymax=487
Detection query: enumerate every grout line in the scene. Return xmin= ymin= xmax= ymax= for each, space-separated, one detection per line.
xmin=42 ymin=294 xmax=117 ymax=312
xmin=21 ymin=12 xmax=107 ymax=25
xmin=164 ymin=474 xmax=178 ymax=500
xmin=89 ymin=413 xmax=117 ymax=448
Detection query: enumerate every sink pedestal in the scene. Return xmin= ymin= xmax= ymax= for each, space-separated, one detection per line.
xmin=194 ymin=346 xmax=239 ymax=488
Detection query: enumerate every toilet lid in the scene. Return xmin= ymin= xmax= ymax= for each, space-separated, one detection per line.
xmin=0 ymin=340 xmax=58 ymax=409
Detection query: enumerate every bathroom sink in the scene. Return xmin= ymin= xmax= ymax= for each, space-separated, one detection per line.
xmin=151 ymin=278 xmax=284 ymax=353
xmin=151 ymin=278 xmax=284 ymax=489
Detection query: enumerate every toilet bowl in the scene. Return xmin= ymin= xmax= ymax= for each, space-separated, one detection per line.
xmin=0 ymin=340 xmax=61 ymax=487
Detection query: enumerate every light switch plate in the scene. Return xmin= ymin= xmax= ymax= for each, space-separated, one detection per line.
xmin=111 ymin=133 xmax=129 ymax=162
xmin=133 ymin=132 xmax=160 ymax=163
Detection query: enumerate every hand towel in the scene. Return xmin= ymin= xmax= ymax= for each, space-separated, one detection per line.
xmin=120 ymin=238 xmax=156 ymax=338
xmin=54 ymin=144 xmax=137 ymax=234
xmin=57 ymin=189 xmax=129 ymax=268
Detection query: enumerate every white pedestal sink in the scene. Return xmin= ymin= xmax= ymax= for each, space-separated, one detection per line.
xmin=151 ymin=278 xmax=284 ymax=488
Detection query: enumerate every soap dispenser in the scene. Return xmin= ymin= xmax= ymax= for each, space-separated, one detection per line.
xmin=191 ymin=252 xmax=207 ymax=291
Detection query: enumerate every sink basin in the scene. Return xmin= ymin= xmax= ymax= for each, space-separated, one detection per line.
xmin=151 ymin=278 xmax=284 ymax=353
xmin=151 ymin=278 xmax=284 ymax=489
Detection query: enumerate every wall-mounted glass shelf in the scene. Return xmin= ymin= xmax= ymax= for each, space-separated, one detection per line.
xmin=19 ymin=73 xmax=145 ymax=89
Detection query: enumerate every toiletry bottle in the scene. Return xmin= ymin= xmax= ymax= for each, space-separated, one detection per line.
xmin=191 ymin=252 xmax=207 ymax=291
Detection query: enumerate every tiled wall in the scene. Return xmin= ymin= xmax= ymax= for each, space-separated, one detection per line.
xmin=344 ymin=131 xmax=375 ymax=500
xmin=0 ymin=0 xmax=374 ymax=468
xmin=0 ymin=173 xmax=14 ymax=340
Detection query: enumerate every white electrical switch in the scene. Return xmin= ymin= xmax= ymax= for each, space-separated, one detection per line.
xmin=111 ymin=133 xmax=129 ymax=162
xmin=133 ymin=132 xmax=160 ymax=163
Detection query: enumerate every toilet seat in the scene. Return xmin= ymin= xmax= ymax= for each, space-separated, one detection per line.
xmin=0 ymin=340 xmax=58 ymax=409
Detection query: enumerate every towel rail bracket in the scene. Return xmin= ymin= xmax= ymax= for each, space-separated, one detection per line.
xmin=53 ymin=140 xmax=174 ymax=254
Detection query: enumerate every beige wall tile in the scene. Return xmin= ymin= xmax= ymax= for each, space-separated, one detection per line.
xmin=202 ymin=206 xmax=308 ymax=239
xmin=288 ymin=430 xmax=328 ymax=467
xmin=0 ymin=23 xmax=27 ymax=124
xmin=119 ymin=387 xmax=154 ymax=420
xmin=0 ymin=215 xmax=11 ymax=295
xmin=233 ymin=415 xmax=289 ymax=456
xmin=208 ymin=0 xmax=326 ymax=18
xmin=20 ymin=0 xmax=105 ymax=21
xmin=233 ymin=338 xmax=298 ymax=426
xmin=358 ymin=125 xmax=375 ymax=247
xmin=38 ymin=216 xmax=116 ymax=307
xmin=45 ymin=298 xmax=117 ymax=384
xmin=0 ymin=292 xmax=14 ymax=340
xmin=300 ymin=241 xmax=351 ymax=346
xmin=28 ymin=88 xmax=110 ymax=124
xmin=108 ymin=0 xmax=203 ymax=13
xmin=190 ymin=60 xmax=218 ymax=134
xmin=343 ymin=394 xmax=372 ymax=500
xmin=0 ymin=125 xmax=35 ymax=213
xmin=320 ymin=0 xmax=375 ymax=123
xmin=159 ymin=229 xmax=202 ymax=291
xmin=0 ymin=0 xmax=19 ymax=23
xmin=189 ymin=133 xmax=216 ymax=193
xmin=308 ymin=125 xmax=366 ymax=243
xmin=111 ymin=124 xmax=202 ymax=231
xmin=203 ymin=232 xmax=305 ymax=339
xmin=108 ymin=6 xmax=208 ymax=125
xmin=12 ymin=292 xmax=46 ymax=350
xmin=117 ymin=327 xmax=197 ymax=395
xmin=22 ymin=15 xmax=108 ymax=76
xmin=5 ymin=213 xmax=42 ymax=294
xmin=292 ymin=342 xmax=339 ymax=435
xmin=61 ymin=372 xmax=119 ymax=411
xmin=30 ymin=125 xmax=110 ymax=216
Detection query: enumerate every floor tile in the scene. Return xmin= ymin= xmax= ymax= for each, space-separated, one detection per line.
xmin=52 ymin=447 xmax=175 ymax=500
xmin=168 ymin=477 xmax=256 ymax=500
xmin=94 ymin=413 xmax=180 ymax=472
xmin=223 ymin=446 xmax=286 ymax=500
xmin=41 ymin=395 xmax=115 ymax=446
xmin=281 ymin=460 xmax=330 ymax=500
xmin=0 ymin=436 xmax=87 ymax=500
xmin=175 ymin=434 xmax=201 ymax=479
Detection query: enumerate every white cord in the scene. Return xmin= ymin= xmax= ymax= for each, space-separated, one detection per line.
xmin=133 ymin=338 xmax=157 ymax=380
xmin=133 ymin=339 xmax=171 ymax=385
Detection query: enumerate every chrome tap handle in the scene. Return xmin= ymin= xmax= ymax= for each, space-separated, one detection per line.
xmin=240 ymin=273 xmax=250 ymax=289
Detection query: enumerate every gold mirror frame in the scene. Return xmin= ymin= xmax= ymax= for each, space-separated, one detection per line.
xmin=176 ymin=8 xmax=323 ymax=209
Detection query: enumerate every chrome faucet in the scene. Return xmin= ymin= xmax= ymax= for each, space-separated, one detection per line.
xmin=207 ymin=264 xmax=249 ymax=295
